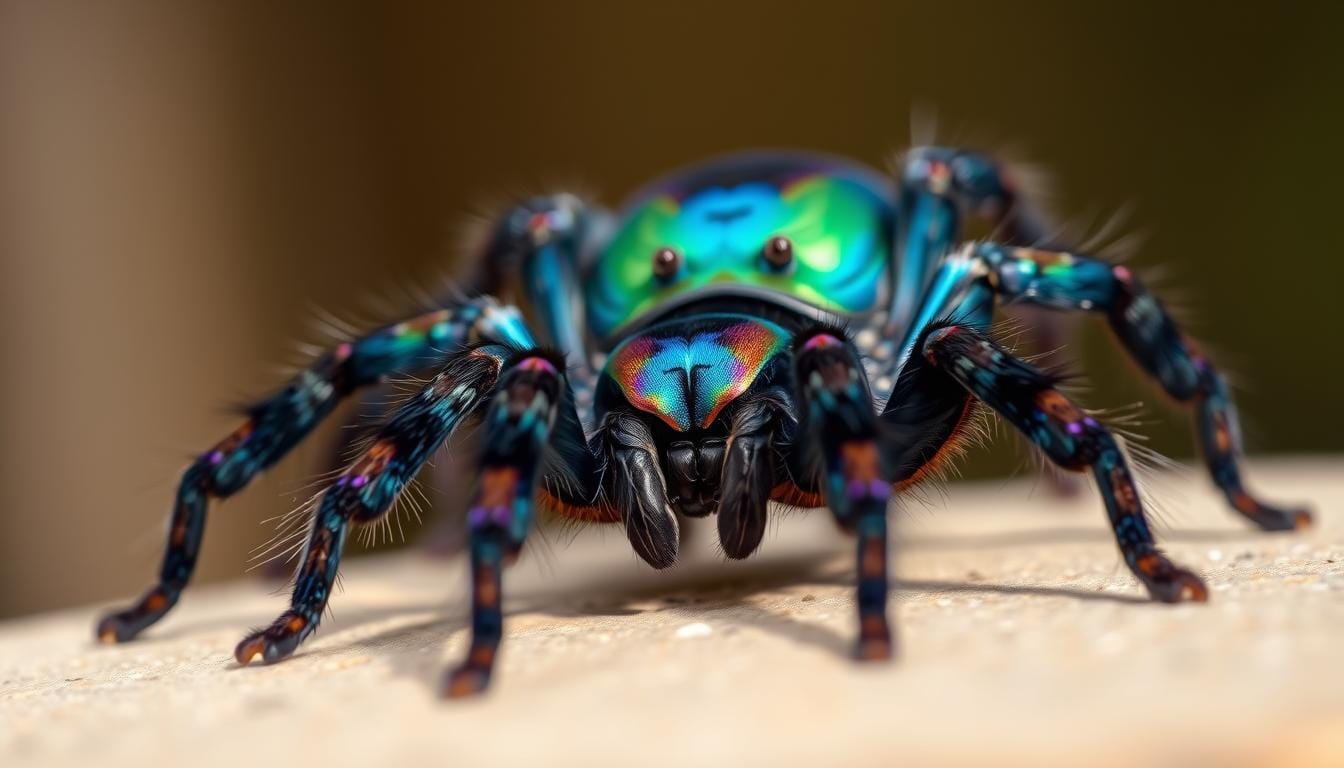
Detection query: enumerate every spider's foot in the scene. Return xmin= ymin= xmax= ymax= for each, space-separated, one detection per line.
xmin=441 ymin=662 xmax=492 ymax=699
xmin=95 ymin=588 xmax=175 ymax=644
xmin=1135 ymin=554 xmax=1209 ymax=604
xmin=855 ymin=616 xmax=894 ymax=662
xmin=234 ymin=611 xmax=309 ymax=665
xmin=1236 ymin=497 xmax=1312 ymax=532
xmin=95 ymin=611 xmax=138 ymax=644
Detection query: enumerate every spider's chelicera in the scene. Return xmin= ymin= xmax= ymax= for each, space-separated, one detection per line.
xmin=96 ymin=149 xmax=1311 ymax=698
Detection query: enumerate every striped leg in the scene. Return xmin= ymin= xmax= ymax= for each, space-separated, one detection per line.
xmin=922 ymin=325 xmax=1207 ymax=602
xmin=442 ymin=353 xmax=565 ymax=698
xmin=892 ymin=147 xmax=1078 ymax=496
xmin=96 ymin=299 xmax=533 ymax=643
xmin=889 ymin=146 xmax=1058 ymax=332
xmin=234 ymin=345 xmax=512 ymax=665
xmin=976 ymin=243 xmax=1310 ymax=531
xmin=794 ymin=331 xmax=893 ymax=661
xmin=256 ymin=386 xmax=395 ymax=580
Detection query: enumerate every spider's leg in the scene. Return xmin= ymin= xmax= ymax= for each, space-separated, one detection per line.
xmin=888 ymin=147 xmax=1057 ymax=335
xmin=96 ymin=299 xmax=533 ymax=644
xmin=600 ymin=411 xmax=680 ymax=569
xmin=923 ymin=324 xmax=1208 ymax=602
xmin=889 ymin=147 xmax=1081 ymax=497
xmin=255 ymin=386 xmax=395 ymax=580
xmin=442 ymin=352 xmax=567 ymax=697
xmin=793 ymin=330 xmax=893 ymax=661
xmin=233 ymin=344 xmax=516 ymax=666
xmin=975 ymin=243 xmax=1310 ymax=531
xmin=717 ymin=391 xmax=789 ymax=560
xmin=484 ymin=194 xmax=614 ymax=397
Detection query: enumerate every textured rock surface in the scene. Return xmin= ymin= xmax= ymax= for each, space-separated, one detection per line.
xmin=2 ymin=458 xmax=1341 ymax=767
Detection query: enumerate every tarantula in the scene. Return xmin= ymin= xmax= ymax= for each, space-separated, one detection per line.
xmin=96 ymin=148 xmax=1309 ymax=697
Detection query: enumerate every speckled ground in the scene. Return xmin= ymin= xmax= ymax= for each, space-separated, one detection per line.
xmin=2 ymin=458 xmax=1341 ymax=768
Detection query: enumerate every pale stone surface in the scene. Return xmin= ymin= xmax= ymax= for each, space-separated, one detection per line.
xmin=2 ymin=458 xmax=1341 ymax=767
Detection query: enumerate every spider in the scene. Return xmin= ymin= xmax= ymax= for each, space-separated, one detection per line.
xmin=96 ymin=148 xmax=1310 ymax=698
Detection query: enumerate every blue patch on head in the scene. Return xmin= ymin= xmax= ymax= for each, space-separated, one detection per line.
xmin=679 ymin=183 xmax=786 ymax=264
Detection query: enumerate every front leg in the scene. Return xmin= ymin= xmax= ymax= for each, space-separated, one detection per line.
xmin=97 ymin=298 xmax=531 ymax=643
xmin=234 ymin=345 xmax=511 ymax=664
xmin=443 ymin=353 xmax=566 ymax=698
xmin=793 ymin=330 xmax=893 ymax=661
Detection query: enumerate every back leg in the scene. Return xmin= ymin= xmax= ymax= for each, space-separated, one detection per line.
xmin=793 ymin=330 xmax=893 ymax=661
xmin=923 ymin=324 xmax=1207 ymax=602
xmin=96 ymin=299 xmax=534 ymax=643
xmin=975 ymin=242 xmax=1310 ymax=531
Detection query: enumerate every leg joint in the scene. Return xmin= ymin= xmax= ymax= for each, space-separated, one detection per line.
xmin=1027 ymin=391 xmax=1117 ymax=471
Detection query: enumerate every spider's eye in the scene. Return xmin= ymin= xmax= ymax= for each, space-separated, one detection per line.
xmin=762 ymin=235 xmax=794 ymax=270
xmin=652 ymin=246 xmax=682 ymax=281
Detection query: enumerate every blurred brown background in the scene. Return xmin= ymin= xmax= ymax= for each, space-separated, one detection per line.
xmin=1 ymin=2 xmax=1340 ymax=619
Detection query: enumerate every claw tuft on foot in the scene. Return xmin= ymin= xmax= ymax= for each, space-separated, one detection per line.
xmin=442 ymin=664 xmax=491 ymax=700
xmin=856 ymin=638 xmax=894 ymax=662
xmin=1292 ymin=508 xmax=1314 ymax=531
xmin=234 ymin=635 xmax=267 ymax=666
xmin=95 ymin=613 xmax=133 ymax=645
xmin=1147 ymin=567 xmax=1209 ymax=604
xmin=96 ymin=620 xmax=121 ymax=645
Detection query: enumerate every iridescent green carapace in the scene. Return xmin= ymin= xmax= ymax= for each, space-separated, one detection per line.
xmin=585 ymin=156 xmax=893 ymax=339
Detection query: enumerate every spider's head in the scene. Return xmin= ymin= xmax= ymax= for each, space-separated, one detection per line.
xmin=585 ymin=152 xmax=893 ymax=343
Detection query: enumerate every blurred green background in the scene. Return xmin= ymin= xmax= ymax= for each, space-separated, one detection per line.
xmin=2 ymin=1 xmax=1340 ymax=618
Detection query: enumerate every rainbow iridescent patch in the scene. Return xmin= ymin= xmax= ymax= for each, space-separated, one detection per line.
xmin=605 ymin=317 xmax=790 ymax=432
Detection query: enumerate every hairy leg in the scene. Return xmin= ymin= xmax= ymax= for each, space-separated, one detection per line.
xmin=889 ymin=146 xmax=1059 ymax=332
xmin=794 ymin=330 xmax=893 ymax=660
xmin=892 ymin=147 xmax=1079 ymax=496
xmin=923 ymin=324 xmax=1207 ymax=602
xmin=975 ymin=242 xmax=1310 ymax=531
xmin=233 ymin=345 xmax=511 ymax=664
xmin=255 ymin=386 xmax=396 ymax=580
xmin=97 ymin=300 xmax=533 ymax=643
xmin=441 ymin=353 xmax=565 ymax=697
xmin=481 ymin=194 xmax=612 ymax=395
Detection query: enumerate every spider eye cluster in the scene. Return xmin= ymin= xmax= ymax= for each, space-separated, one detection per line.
xmin=652 ymin=236 xmax=795 ymax=283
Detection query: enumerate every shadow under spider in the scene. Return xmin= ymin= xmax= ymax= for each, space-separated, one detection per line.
xmin=901 ymin=525 xmax=1269 ymax=552
xmin=276 ymin=547 xmax=1153 ymax=693
xmin=148 ymin=510 xmax=1236 ymax=682
xmin=155 ymin=521 xmax=1230 ymax=648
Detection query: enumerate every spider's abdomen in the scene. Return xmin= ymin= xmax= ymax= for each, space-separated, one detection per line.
xmin=585 ymin=152 xmax=894 ymax=341
xmin=595 ymin=314 xmax=790 ymax=433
